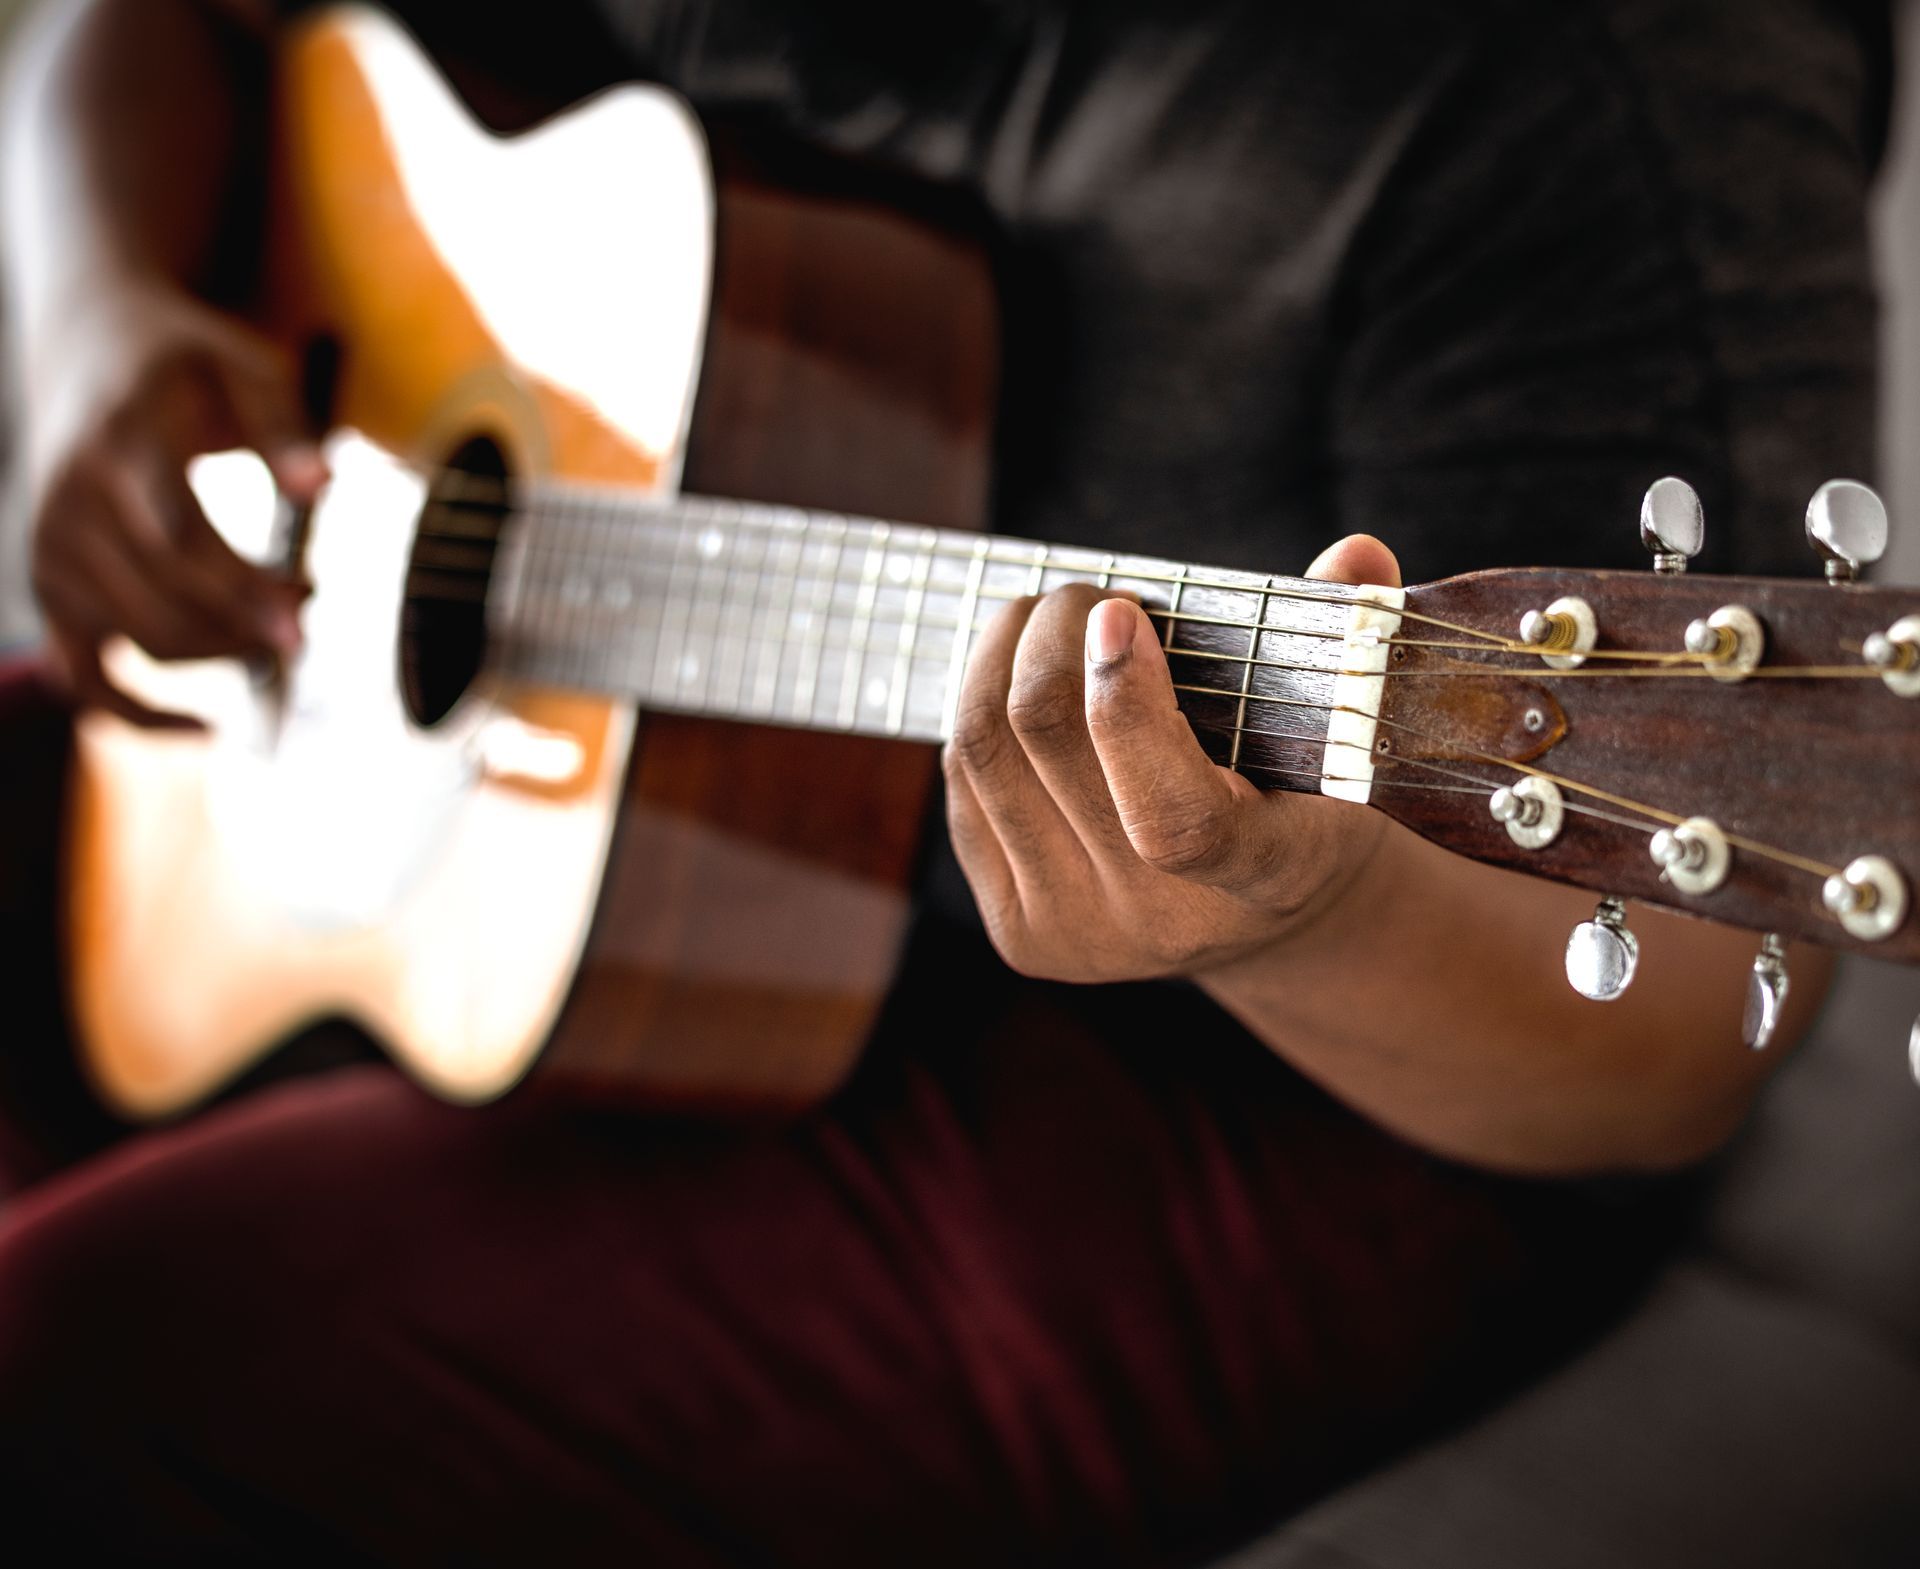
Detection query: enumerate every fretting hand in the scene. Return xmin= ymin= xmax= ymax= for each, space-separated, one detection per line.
xmin=944 ymin=535 xmax=1401 ymax=982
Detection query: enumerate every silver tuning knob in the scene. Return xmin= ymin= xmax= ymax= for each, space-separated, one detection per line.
xmin=1805 ymin=479 xmax=1888 ymax=582
xmin=1744 ymin=935 xmax=1790 ymax=1051
xmin=1640 ymin=477 xmax=1705 ymax=573
xmin=1566 ymin=897 xmax=1640 ymax=1002
xmin=1910 ymin=1015 xmax=1920 ymax=1088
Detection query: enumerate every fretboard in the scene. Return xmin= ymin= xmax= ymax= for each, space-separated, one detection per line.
xmin=470 ymin=486 xmax=1400 ymax=799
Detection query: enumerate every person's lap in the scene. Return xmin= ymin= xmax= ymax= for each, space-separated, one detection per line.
xmin=0 ymin=658 xmax=1660 ymax=1565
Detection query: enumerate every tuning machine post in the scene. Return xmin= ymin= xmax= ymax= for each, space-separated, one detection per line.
xmin=1566 ymin=897 xmax=1639 ymax=1002
xmin=1863 ymin=615 xmax=1920 ymax=698
xmin=1821 ymin=855 xmax=1909 ymax=943
xmin=1806 ymin=480 xmax=1888 ymax=583
xmin=1649 ymin=816 xmax=1730 ymax=895
xmin=1489 ymin=777 xmax=1564 ymax=849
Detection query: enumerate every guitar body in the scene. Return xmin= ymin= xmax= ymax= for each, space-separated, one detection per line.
xmin=64 ymin=7 xmax=995 ymax=1118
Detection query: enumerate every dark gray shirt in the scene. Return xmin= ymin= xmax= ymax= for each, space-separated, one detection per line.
xmin=330 ymin=0 xmax=1885 ymax=587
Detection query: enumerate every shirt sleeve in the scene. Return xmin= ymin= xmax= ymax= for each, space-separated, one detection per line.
xmin=1324 ymin=1 xmax=1881 ymax=584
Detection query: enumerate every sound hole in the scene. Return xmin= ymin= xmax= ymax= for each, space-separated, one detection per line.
xmin=400 ymin=436 xmax=512 ymax=727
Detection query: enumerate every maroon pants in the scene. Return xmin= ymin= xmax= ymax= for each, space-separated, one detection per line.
xmin=0 ymin=660 xmax=1663 ymax=1566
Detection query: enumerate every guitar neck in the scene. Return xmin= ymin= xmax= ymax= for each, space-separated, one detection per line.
xmin=465 ymin=485 xmax=1400 ymax=799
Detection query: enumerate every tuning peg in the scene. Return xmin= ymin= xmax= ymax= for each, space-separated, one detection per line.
xmin=1805 ymin=479 xmax=1888 ymax=582
xmin=1640 ymin=477 xmax=1704 ymax=573
xmin=1649 ymin=816 xmax=1731 ymax=894
xmin=1909 ymin=1015 xmax=1920 ymax=1088
xmin=1863 ymin=615 xmax=1920 ymax=698
xmin=1743 ymin=935 xmax=1790 ymax=1051
xmin=1566 ymin=897 xmax=1639 ymax=1002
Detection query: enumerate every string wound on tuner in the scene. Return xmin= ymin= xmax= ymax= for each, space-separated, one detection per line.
xmin=1518 ymin=595 xmax=1597 ymax=670
xmin=1864 ymin=614 xmax=1920 ymax=697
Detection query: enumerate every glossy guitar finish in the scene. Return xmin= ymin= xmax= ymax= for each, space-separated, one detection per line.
xmin=66 ymin=6 xmax=993 ymax=1117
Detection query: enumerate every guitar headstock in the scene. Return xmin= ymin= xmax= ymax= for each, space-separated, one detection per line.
xmin=1358 ymin=479 xmax=1918 ymax=1043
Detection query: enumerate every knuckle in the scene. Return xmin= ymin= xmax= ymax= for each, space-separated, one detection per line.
xmin=947 ymin=698 xmax=1016 ymax=777
xmin=983 ymin=917 xmax=1066 ymax=982
xmin=1004 ymin=667 xmax=1084 ymax=747
xmin=1130 ymin=800 xmax=1234 ymax=878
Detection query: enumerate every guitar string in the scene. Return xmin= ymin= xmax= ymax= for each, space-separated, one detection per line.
xmin=437 ymin=567 xmax=1893 ymax=685
xmin=394 ymin=494 xmax=1875 ymax=882
xmin=411 ymin=478 xmax=1916 ymax=674
xmin=405 ymin=527 xmax=1906 ymax=681
xmin=496 ymin=588 xmax=1848 ymax=883
xmin=1196 ymin=721 xmax=1679 ymax=836
xmin=1134 ymin=679 xmax=1847 ymax=879
xmin=407 ymin=503 xmax=1520 ymax=647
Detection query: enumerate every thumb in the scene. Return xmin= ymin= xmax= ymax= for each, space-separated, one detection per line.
xmin=1304 ymin=533 xmax=1401 ymax=590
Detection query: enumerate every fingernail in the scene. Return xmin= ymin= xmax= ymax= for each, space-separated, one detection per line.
xmin=1086 ymin=599 xmax=1138 ymax=667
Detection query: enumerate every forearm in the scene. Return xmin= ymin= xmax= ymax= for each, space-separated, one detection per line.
xmin=1 ymin=0 xmax=266 ymax=363
xmin=1200 ymin=814 xmax=1832 ymax=1177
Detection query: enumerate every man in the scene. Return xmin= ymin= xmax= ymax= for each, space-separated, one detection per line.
xmin=0 ymin=0 xmax=1886 ymax=1562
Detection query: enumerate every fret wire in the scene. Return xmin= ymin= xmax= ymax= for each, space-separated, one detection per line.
xmin=500 ymin=561 xmax=1362 ymax=647
xmin=432 ymin=477 xmax=1532 ymax=654
xmin=1229 ymin=578 xmax=1270 ymax=771
xmin=1028 ymin=540 xmax=1049 ymax=597
xmin=475 ymin=568 xmax=1894 ymax=687
xmin=498 ymin=579 xmax=1352 ymax=685
xmin=452 ymin=504 xmax=1396 ymax=636
xmin=694 ymin=505 xmax=736 ymax=708
xmin=729 ymin=504 xmax=776 ymax=716
xmin=478 ymin=558 xmax=1857 ymax=884
xmin=523 ymin=515 xmax=558 ymax=683
xmin=887 ymin=530 xmax=935 ymax=737
xmin=615 ymin=501 xmax=649 ymax=701
xmin=487 ymin=518 xmax=529 ymax=642
xmin=593 ymin=497 xmax=621 ymax=693
xmin=838 ymin=522 xmax=889 ymax=729
xmin=648 ymin=504 xmax=700 ymax=702
xmin=504 ymin=617 xmax=1330 ymax=701
xmin=709 ymin=502 xmax=744 ymax=710
xmin=792 ymin=516 xmax=845 ymax=722
xmin=1162 ymin=566 xmax=1186 ymax=654
xmin=760 ymin=508 xmax=805 ymax=717
xmin=944 ymin=539 xmax=991 ymax=742
xmin=694 ymin=500 xmax=733 ymax=707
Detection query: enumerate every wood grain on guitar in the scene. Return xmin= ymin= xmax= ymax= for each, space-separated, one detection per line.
xmin=61 ymin=7 xmax=1920 ymax=1121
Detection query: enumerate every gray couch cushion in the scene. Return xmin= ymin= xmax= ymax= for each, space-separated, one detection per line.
xmin=1221 ymin=957 xmax=1920 ymax=1569
xmin=1222 ymin=1260 xmax=1920 ymax=1569
xmin=1702 ymin=959 xmax=1920 ymax=1356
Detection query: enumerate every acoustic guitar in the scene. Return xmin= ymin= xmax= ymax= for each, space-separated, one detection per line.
xmin=64 ymin=6 xmax=1920 ymax=1120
